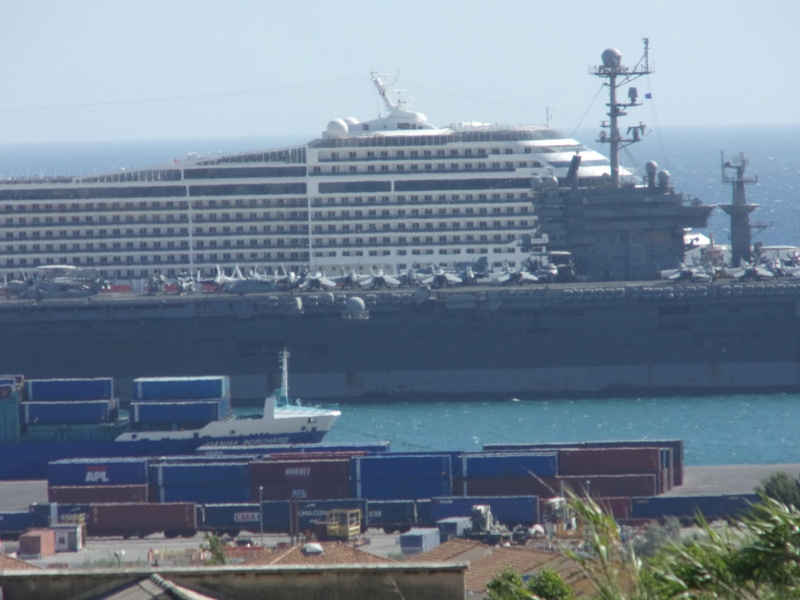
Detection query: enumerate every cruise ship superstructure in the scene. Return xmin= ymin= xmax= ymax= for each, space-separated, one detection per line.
xmin=0 ymin=75 xmax=619 ymax=281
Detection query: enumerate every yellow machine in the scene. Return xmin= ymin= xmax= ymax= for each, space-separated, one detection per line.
xmin=326 ymin=509 xmax=362 ymax=541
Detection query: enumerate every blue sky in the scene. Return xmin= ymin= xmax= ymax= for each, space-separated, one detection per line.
xmin=1 ymin=0 xmax=797 ymax=143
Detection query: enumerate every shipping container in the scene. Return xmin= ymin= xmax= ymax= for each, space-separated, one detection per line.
xmin=87 ymin=503 xmax=197 ymax=538
xmin=48 ymin=484 xmax=148 ymax=504
xmin=631 ymin=494 xmax=758 ymax=522
xmin=456 ymin=452 xmax=558 ymax=478
xmin=252 ymin=480 xmax=351 ymax=501
xmin=131 ymin=398 xmax=229 ymax=424
xmin=151 ymin=484 xmax=250 ymax=504
xmin=25 ymin=378 xmax=114 ymax=402
xmin=133 ymin=376 xmax=230 ymax=401
xmin=149 ymin=461 xmax=250 ymax=487
xmin=249 ymin=458 xmax=351 ymax=486
xmin=456 ymin=476 xmax=559 ymax=498
xmin=483 ymin=440 xmax=685 ymax=486
xmin=351 ymin=454 xmax=453 ymax=482
xmin=430 ymin=496 xmax=539 ymax=526
xmin=197 ymin=441 xmax=391 ymax=456
xmin=55 ymin=504 xmax=91 ymax=526
xmin=557 ymin=474 xmax=658 ymax=498
xmin=0 ymin=510 xmax=34 ymax=539
xmin=17 ymin=528 xmax=56 ymax=559
xmin=594 ymin=497 xmax=633 ymax=520
xmin=353 ymin=479 xmax=452 ymax=500
xmin=23 ymin=399 xmax=116 ymax=425
xmin=558 ymin=447 xmax=662 ymax=476
xmin=294 ymin=499 xmax=367 ymax=532
xmin=437 ymin=516 xmax=471 ymax=542
xmin=399 ymin=527 xmax=440 ymax=555
xmin=199 ymin=503 xmax=263 ymax=536
xmin=48 ymin=458 xmax=149 ymax=487
xmin=365 ymin=500 xmax=419 ymax=532
xmin=28 ymin=502 xmax=58 ymax=528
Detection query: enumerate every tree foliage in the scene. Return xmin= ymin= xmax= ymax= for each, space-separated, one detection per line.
xmin=487 ymin=494 xmax=800 ymax=599
xmin=487 ymin=565 xmax=574 ymax=600
xmin=202 ymin=533 xmax=226 ymax=565
xmin=756 ymin=471 xmax=800 ymax=507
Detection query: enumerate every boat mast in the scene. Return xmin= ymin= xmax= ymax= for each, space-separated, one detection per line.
xmin=720 ymin=152 xmax=758 ymax=267
xmin=592 ymin=38 xmax=653 ymax=188
xmin=279 ymin=349 xmax=290 ymax=401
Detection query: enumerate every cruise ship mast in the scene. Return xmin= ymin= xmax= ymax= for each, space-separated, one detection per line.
xmin=592 ymin=38 xmax=653 ymax=188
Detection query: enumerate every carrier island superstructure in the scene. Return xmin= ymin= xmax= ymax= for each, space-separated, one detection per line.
xmin=3 ymin=44 xmax=797 ymax=404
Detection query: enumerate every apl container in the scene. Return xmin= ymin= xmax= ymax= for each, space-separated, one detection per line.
xmin=48 ymin=458 xmax=149 ymax=486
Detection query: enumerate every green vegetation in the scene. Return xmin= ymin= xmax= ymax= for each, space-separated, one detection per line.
xmin=756 ymin=471 xmax=800 ymax=507
xmin=201 ymin=533 xmax=226 ymax=565
xmin=487 ymin=490 xmax=800 ymax=600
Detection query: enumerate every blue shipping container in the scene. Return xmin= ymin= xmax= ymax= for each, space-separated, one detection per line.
xmin=48 ymin=458 xmax=149 ymax=486
xmin=354 ymin=479 xmax=452 ymax=500
xmin=25 ymin=378 xmax=114 ymax=402
xmin=631 ymin=495 xmax=757 ymax=521
xmin=200 ymin=503 xmax=263 ymax=534
xmin=0 ymin=511 xmax=34 ymax=535
xmin=152 ymin=484 xmax=250 ymax=504
xmin=352 ymin=454 xmax=452 ymax=482
xmin=431 ymin=496 xmax=539 ymax=526
xmin=149 ymin=462 xmax=250 ymax=487
xmin=23 ymin=400 xmax=114 ymax=425
xmin=295 ymin=499 xmax=366 ymax=530
xmin=457 ymin=452 xmax=558 ymax=478
xmin=131 ymin=398 xmax=228 ymax=424
xmin=365 ymin=500 xmax=418 ymax=529
xmin=133 ymin=376 xmax=230 ymax=401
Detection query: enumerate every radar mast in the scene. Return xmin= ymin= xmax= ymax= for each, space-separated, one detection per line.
xmin=720 ymin=153 xmax=758 ymax=267
xmin=592 ymin=38 xmax=653 ymax=188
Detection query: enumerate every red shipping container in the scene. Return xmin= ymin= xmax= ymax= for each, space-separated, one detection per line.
xmin=558 ymin=447 xmax=662 ymax=476
xmin=594 ymin=497 xmax=633 ymax=519
xmin=88 ymin=503 xmax=196 ymax=537
xmin=458 ymin=476 xmax=560 ymax=498
xmin=48 ymin=484 xmax=148 ymax=504
xmin=557 ymin=474 xmax=657 ymax=498
xmin=250 ymin=480 xmax=350 ymax=501
xmin=18 ymin=528 xmax=56 ymax=559
xmin=249 ymin=458 xmax=351 ymax=485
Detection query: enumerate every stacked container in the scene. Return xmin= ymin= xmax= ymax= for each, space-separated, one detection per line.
xmin=149 ymin=459 xmax=250 ymax=503
xmin=130 ymin=376 xmax=230 ymax=425
xmin=47 ymin=458 xmax=149 ymax=503
xmin=249 ymin=457 xmax=352 ymax=500
xmin=22 ymin=378 xmax=117 ymax=425
xmin=454 ymin=452 xmax=558 ymax=497
xmin=351 ymin=453 xmax=454 ymax=500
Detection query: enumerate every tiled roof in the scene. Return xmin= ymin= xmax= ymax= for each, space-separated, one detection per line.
xmin=409 ymin=539 xmax=594 ymax=598
xmin=244 ymin=542 xmax=396 ymax=566
xmin=0 ymin=554 xmax=40 ymax=571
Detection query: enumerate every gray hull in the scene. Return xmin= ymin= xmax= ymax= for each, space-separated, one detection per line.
xmin=2 ymin=281 xmax=798 ymax=403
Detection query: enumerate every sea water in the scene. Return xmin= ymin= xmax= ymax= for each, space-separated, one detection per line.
xmin=3 ymin=126 xmax=800 ymax=467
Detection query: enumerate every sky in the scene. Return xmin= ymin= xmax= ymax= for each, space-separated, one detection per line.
xmin=0 ymin=0 xmax=798 ymax=144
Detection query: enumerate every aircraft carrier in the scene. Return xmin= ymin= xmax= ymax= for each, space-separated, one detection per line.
xmin=2 ymin=42 xmax=795 ymax=404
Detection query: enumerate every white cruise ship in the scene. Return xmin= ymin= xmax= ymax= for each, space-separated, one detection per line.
xmin=0 ymin=75 xmax=619 ymax=281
